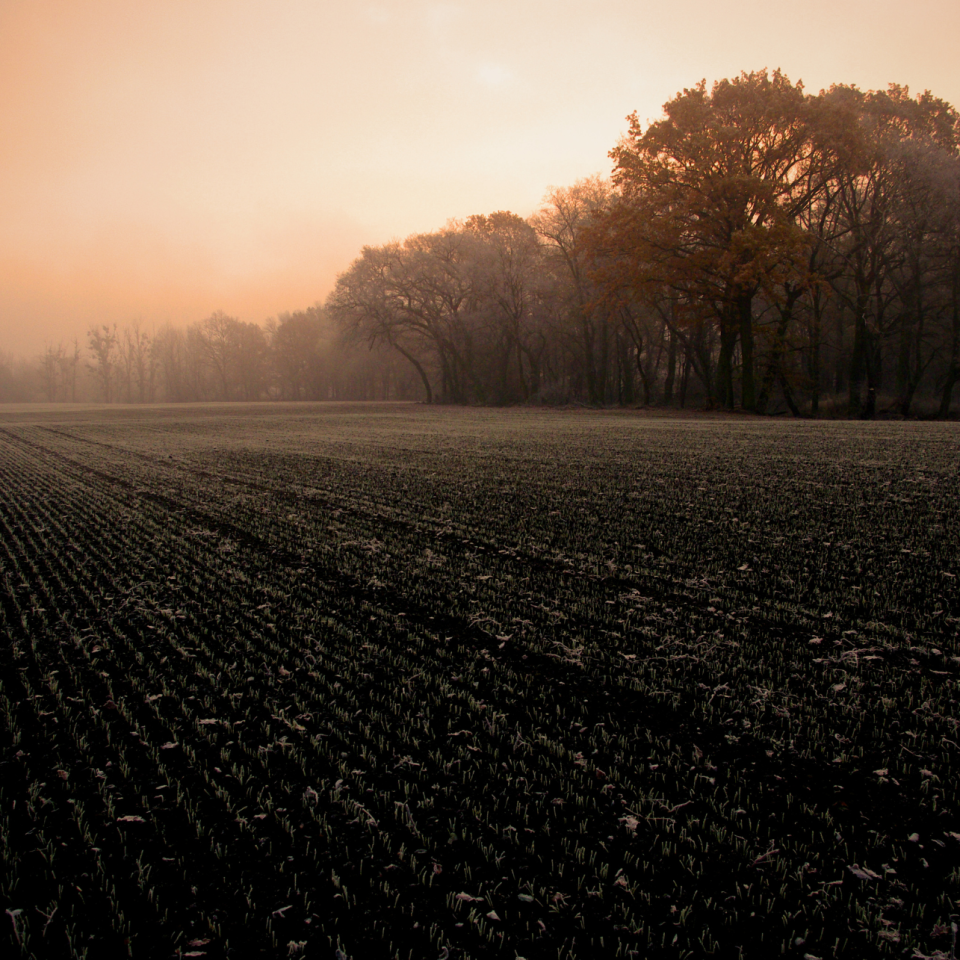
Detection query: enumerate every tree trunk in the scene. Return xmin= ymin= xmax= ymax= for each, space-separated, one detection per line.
xmin=939 ymin=281 xmax=960 ymax=418
xmin=598 ymin=316 xmax=611 ymax=404
xmin=863 ymin=334 xmax=881 ymax=419
xmin=779 ymin=370 xmax=802 ymax=417
xmin=634 ymin=343 xmax=651 ymax=406
xmin=679 ymin=344 xmax=691 ymax=408
xmin=895 ymin=307 xmax=913 ymax=413
xmin=663 ymin=331 xmax=677 ymax=405
xmin=717 ymin=321 xmax=737 ymax=410
xmin=620 ymin=334 xmax=636 ymax=405
xmin=807 ymin=289 xmax=823 ymax=417
xmin=393 ymin=342 xmax=433 ymax=403
xmin=757 ymin=290 xmax=798 ymax=415
xmin=848 ymin=306 xmax=867 ymax=417
xmin=516 ymin=341 xmax=529 ymax=402
xmin=738 ymin=293 xmax=756 ymax=412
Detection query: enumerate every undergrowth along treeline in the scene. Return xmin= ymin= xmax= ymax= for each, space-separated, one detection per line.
xmin=0 ymin=403 xmax=957 ymax=958
xmin=12 ymin=71 xmax=960 ymax=418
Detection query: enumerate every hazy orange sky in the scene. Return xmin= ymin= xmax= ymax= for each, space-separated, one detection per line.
xmin=2 ymin=0 xmax=958 ymax=358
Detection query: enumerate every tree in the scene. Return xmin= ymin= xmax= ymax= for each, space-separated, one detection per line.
xmin=329 ymin=218 xmax=562 ymax=404
xmin=153 ymin=325 xmax=188 ymax=402
xmin=87 ymin=325 xmax=118 ymax=402
xmin=270 ymin=308 xmax=324 ymax=400
xmin=0 ymin=352 xmax=34 ymax=402
xmin=531 ymin=177 xmax=616 ymax=404
xmin=464 ymin=211 xmax=549 ymax=402
xmin=39 ymin=344 xmax=68 ymax=401
xmin=604 ymin=70 xmax=836 ymax=410
xmin=814 ymin=84 xmax=960 ymax=416
xmin=329 ymin=227 xmax=499 ymax=404
xmin=233 ymin=321 xmax=269 ymax=401
xmin=199 ymin=311 xmax=240 ymax=400
xmin=936 ymin=164 xmax=960 ymax=416
xmin=117 ymin=322 xmax=156 ymax=403
xmin=329 ymin=242 xmax=437 ymax=403
xmin=888 ymin=140 xmax=960 ymax=415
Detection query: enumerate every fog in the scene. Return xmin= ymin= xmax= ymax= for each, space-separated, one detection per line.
xmin=1 ymin=0 xmax=958 ymax=358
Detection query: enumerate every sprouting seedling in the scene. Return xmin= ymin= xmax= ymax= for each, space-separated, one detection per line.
xmin=6 ymin=909 xmax=23 ymax=946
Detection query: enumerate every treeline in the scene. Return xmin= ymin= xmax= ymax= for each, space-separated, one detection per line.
xmin=6 ymin=309 xmax=421 ymax=405
xmin=7 ymin=71 xmax=959 ymax=416
xmin=330 ymin=72 xmax=960 ymax=416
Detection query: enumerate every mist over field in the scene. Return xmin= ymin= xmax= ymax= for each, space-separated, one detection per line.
xmin=7 ymin=76 xmax=960 ymax=420
xmin=1 ymin=1 xmax=959 ymax=418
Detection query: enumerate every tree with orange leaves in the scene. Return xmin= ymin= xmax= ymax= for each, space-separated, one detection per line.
xmin=601 ymin=70 xmax=837 ymax=410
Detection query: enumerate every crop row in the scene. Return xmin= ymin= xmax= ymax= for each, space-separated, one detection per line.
xmin=0 ymin=407 xmax=958 ymax=959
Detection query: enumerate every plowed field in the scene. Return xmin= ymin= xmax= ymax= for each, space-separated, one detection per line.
xmin=1 ymin=403 xmax=958 ymax=959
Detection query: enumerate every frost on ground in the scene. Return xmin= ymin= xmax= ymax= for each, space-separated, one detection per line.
xmin=0 ymin=404 xmax=957 ymax=958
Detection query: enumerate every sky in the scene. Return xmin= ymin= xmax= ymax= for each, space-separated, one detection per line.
xmin=1 ymin=0 xmax=958 ymax=358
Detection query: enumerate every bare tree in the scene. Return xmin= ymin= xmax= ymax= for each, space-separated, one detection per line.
xmin=270 ymin=308 xmax=324 ymax=399
xmin=87 ymin=325 xmax=118 ymax=402
xmin=118 ymin=321 xmax=156 ymax=403
xmin=198 ymin=311 xmax=239 ymax=400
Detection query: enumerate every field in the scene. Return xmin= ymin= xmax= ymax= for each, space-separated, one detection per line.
xmin=0 ymin=402 xmax=958 ymax=960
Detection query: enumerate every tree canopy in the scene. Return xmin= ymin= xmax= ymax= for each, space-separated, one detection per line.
xmin=10 ymin=70 xmax=960 ymax=417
